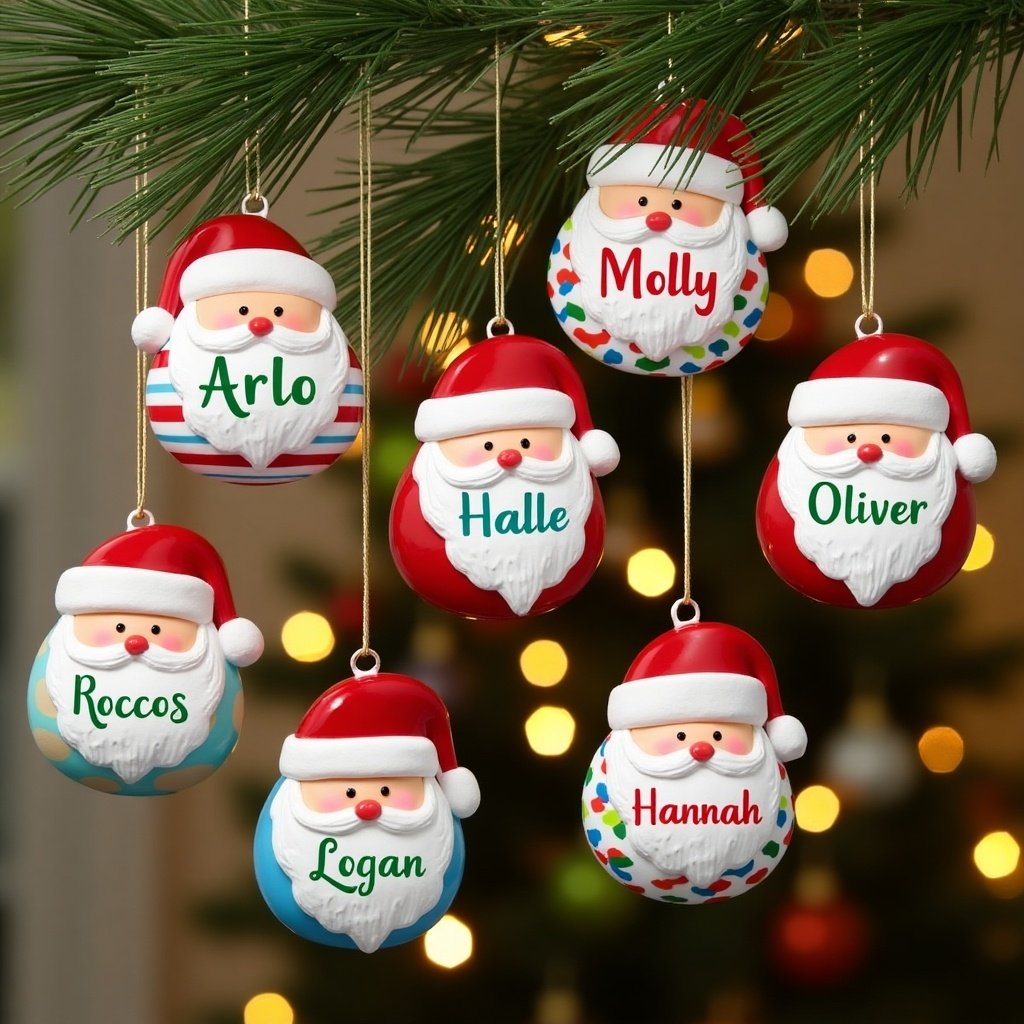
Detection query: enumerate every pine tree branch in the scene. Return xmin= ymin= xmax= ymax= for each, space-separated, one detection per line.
xmin=0 ymin=0 xmax=1021 ymax=356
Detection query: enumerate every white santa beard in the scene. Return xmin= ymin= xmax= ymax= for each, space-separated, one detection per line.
xmin=572 ymin=189 xmax=748 ymax=358
xmin=412 ymin=435 xmax=594 ymax=615
xmin=605 ymin=729 xmax=781 ymax=888
xmin=45 ymin=616 xmax=225 ymax=784
xmin=776 ymin=428 xmax=959 ymax=606
xmin=270 ymin=778 xmax=454 ymax=953
xmin=169 ymin=304 xmax=349 ymax=469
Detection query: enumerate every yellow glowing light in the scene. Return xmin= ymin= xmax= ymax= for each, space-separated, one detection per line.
xmin=519 ymin=639 xmax=569 ymax=687
xmin=756 ymin=292 xmax=794 ymax=341
xmin=962 ymin=524 xmax=995 ymax=572
xmin=918 ymin=726 xmax=965 ymax=773
xmin=626 ymin=548 xmax=676 ymax=597
xmin=525 ymin=706 xmax=576 ymax=756
xmin=280 ymin=611 xmax=335 ymax=663
xmin=804 ymin=248 xmax=855 ymax=298
xmin=419 ymin=311 xmax=470 ymax=357
xmin=467 ymin=217 xmax=522 ymax=265
xmin=441 ymin=339 xmax=471 ymax=369
xmin=544 ymin=25 xmax=587 ymax=46
xmin=974 ymin=831 xmax=1021 ymax=880
xmin=342 ymin=430 xmax=363 ymax=459
xmin=794 ymin=784 xmax=841 ymax=833
xmin=423 ymin=915 xmax=473 ymax=968
xmin=244 ymin=993 xmax=294 ymax=1024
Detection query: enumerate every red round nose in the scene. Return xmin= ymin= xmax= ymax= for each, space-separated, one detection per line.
xmin=857 ymin=443 xmax=883 ymax=463
xmin=690 ymin=741 xmax=715 ymax=763
xmin=645 ymin=210 xmax=672 ymax=232
xmin=124 ymin=634 xmax=149 ymax=656
xmin=355 ymin=799 xmax=382 ymax=821
xmin=249 ymin=316 xmax=274 ymax=336
xmin=497 ymin=448 xmax=523 ymax=469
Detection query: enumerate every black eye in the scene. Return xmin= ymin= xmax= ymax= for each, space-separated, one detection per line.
xmin=483 ymin=441 xmax=494 ymax=451
xmin=671 ymin=199 xmax=682 ymax=210
xmin=380 ymin=786 xmax=390 ymax=797
xmin=520 ymin=438 xmax=531 ymax=449
xmin=713 ymin=730 xmax=723 ymax=741
xmin=115 ymin=623 xmax=126 ymax=633
xmin=881 ymin=433 xmax=891 ymax=444
xmin=238 ymin=305 xmax=249 ymax=315
xmin=676 ymin=731 xmax=686 ymax=741
xmin=273 ymin=306 xmax=284 ymax=317
xmin=150 ymin=624 xmax=161 ymax=635
xmin=637 ymin=196 xmax=649 ymax=207
xmin=346 ymin=787 xmax=357 ymax=799
xmin=847 ymin=433 xmax=857 ymax=443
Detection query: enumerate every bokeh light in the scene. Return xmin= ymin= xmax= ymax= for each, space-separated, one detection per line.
xmin=280 ymin=611 xmax=335 ymax=663
xmin=419 ymin=311 xmax=470 ymax=362
xmin=755 ymin=291 xmax=794 ymax=341
xmin=974 ymin=832 xmax=1021 ymax=880
xmin=244 ymin=993 xmax=294 ymax=1024
xmin=804 ymin=248 xmax=855 ymax=298
xmin=519 ymin=639 xmax=569 ymax=687
xmin=627 ymin=548 xmax=676 ymax=597
xmin=794 ymin=785 xmax=841 ymax=832
xmin=962 ymin=524 xmax=995 ymax=571
xmin=423 ymin=915 xmax=473 ymax=968
xmin=525 ymin=706 xmax=576 ymax=756
xmin=544 ymin=25 xmax=587 ymax=46
xmin=918 ymin=726 xmax=965 ymax=773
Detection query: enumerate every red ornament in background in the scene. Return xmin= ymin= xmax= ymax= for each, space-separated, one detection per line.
xmin=768 ymin=871 xmax=871 ymax=987
xmin=389 ymin=333 xmax=619 ymax=619
xmin=756 ymin=333 xmax=996 ymax=608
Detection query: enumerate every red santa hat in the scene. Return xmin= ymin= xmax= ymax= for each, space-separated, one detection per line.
xmin=607 ymin=619 xmax=806 ymax=763
xmin=586 ymin=99 xmax=788 ymax=253
xmin=414 ymin=334 xmax=620 ymax=477
xmin=279 ymin=673 xmax=480 ymax=819
xmin=132 ymin=213 xmax=337 ymax=353
xmin=787 ymin=333 xmax=997 ymax=483
xmin=54 ymin=523 xmax=264 ymax=667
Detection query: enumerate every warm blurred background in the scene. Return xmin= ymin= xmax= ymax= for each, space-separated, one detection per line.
xmin=3 ymin=63 xmax=1022 ymax=1024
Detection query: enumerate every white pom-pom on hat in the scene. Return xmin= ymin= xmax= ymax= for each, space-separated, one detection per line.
xmin=217 ymin=617 xmax=265 ymax=668
xmin=132 ymin=306 xmax=175 ymax=354
xmin=765 ymin=715 xmax=808 ymax=763
xmin=953 ymin=432 xmax=997 ymax=483
xmin=579 ymin=429 xmax=620 ymax=477
xmin=745 ymin=205 xmax=789 ymax=253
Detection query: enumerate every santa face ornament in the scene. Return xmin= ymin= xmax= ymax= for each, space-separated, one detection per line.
xmin=389 ymin=333 xmax=619 ymax=618
xmin=756 ymin=333 xmax=996 ymax=608
xmin=582 ymin=612 xmax=805 ymax=903
xmin=27 ymin=521 xmax=263 ymax=795
xmin=254 ymin=671 xmax=479 ymax=951
xmin=548 ymin=100 xmax=787 ymax=376
xmin=132 ymin=213 xmax=364 ymax=484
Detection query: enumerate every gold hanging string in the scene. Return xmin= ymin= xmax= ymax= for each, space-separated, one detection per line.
xmin=356 ymin=80 xmax=375 ymax=663
xmin=243 ymin=0 xmax=262 ymax=208
xmin=857 ymin=4 xmax=879 ymax=334
xmin=492 ymin=37 xmax=506 ymax=327
xmin=133 ymin=98 xmax=150 ymax=524
xmin=679 ymin=376 xmax=694 ymax=606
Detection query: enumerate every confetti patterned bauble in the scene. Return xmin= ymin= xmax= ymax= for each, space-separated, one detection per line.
xmin=28 ymin=520 xmax=262 ymax=795
xmin=133 ymin=213 xmax=363 ymax=485
xmin=389 ymin=333 xmax=619 ymax=619
xmin=756 ymin=332 xmax=996 ymax=608
xmin=547 ymin=100 xmax=786 ymax=377
xmin=581 ymin=609 xmax=804 ymax=903
xmin=254 ymin=670 xmax=479 ymax=951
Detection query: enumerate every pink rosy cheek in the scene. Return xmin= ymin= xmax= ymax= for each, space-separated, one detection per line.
xmin=654 ymin=735 xmax=680 ymax=755
xmin=613 ymin=201 xmax=642 ymax=218
xmin=527 ymin=443 xmax=555 ymax=461
xmin=278 ymin=312 xmax=312 ymax=331
xmin=889 ymin=439 xmax=915 ymax=457
xmin=675 ymin=207 xmax=706 ymax=226
xmin=86 ymin=628 xmax=118 ymax=647
xmin=823 ymin=439 xmax=847 ymax=454
xmin=212 ymin=312 xmax=243 ymax=329
xmin=388 ymin=790 xmax=419 ymax=810
xmin=314 ymin=791 xmax=352 ymax=813
xmin=155 ymin=634 xmax=186 ymax=652
xmin=722 ymin=736 xmax=747 ymax=755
